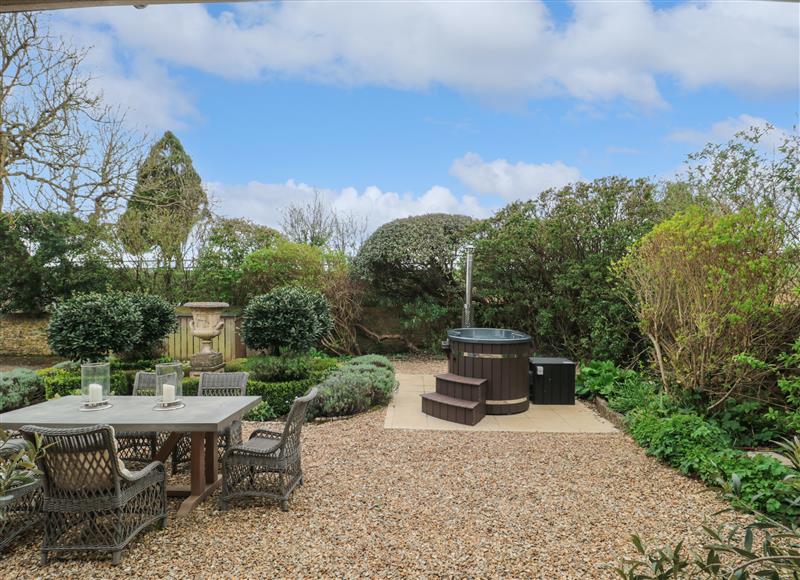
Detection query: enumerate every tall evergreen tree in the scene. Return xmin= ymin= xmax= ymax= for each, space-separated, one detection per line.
xmin=119 ymin=131 xmax=208 ymax=266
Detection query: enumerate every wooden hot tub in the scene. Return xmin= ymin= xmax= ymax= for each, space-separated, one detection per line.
xmin=446 ymin=328 xmax=533 ymax=415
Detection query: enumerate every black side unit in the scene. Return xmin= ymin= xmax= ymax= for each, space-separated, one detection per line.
xmin=529 ymin=357 xmax=576 ymax=405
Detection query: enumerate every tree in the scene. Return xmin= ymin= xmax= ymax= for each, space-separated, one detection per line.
xmin=472 ymin=177 xmax=671 ymax=363
xmin=684 ymin=124 xmax=800 ymax=244
xmin=615 ymin=205 xmax=800 ymax=403
xmin=192 ymin=218 xmax=282 ymax=304
xmin=0 ymin=13 xmax=143 ymax=219
xmin=280 ymin=191 xmax=367 ymax=255
xmin=118 ymin=131 xmax=208 ymax=267
xmin=354 ymin=213 xmax=474 ymax=302
xmin=0 ymin=211 xmax=110 ymax=313
xmin=240 ymin=239 xmax=337 ymax=297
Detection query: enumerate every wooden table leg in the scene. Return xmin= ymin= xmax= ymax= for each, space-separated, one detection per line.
xmin=173 ymin=431 xmax=222 ymax=518
xmin=154 ymin=432 xmax=182 ymax=464
xmin=205 ymin=431 xmax=218 ymax=484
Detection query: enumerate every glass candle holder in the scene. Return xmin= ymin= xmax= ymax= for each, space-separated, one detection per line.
xmin=155 ymin=362 xmax=183 ymax=407
xmin=80 ymin=362 xmax=111 ymax=409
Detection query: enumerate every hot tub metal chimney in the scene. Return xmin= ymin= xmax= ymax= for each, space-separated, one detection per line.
xmin=463 ymin=243 xmax=474 ymax=327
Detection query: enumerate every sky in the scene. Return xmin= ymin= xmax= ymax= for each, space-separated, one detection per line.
xmin=50 ymin=0 xmax=800 ymax=232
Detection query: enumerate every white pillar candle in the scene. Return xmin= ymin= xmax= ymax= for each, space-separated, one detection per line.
xmin=88 ymin=383 xmax=103 ymax=403
xmin=162 ymin=383 xmax=176 ymax=403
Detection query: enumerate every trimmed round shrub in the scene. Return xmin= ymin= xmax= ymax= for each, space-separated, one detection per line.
xmin=46 ymin=292 xmax=142 ymax=362
xmin=241 ymin=287 xmax=333 ymax=354
xmin=353 ymin=213 xmax=474 ymax=300
xmin=241 ymin=239 xmax=327 ymax=295
xmin=125 ymin=293 xmax=177 ymax=358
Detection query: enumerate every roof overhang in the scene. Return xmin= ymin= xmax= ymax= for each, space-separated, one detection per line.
xmin=0 ymin=0 xmax=250 ymax=12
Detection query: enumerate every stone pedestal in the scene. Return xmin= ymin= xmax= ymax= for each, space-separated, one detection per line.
xmin=183 ymin=301 xmax=229 ymax=377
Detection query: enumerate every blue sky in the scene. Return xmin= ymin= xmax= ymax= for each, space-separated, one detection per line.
xmin=53 ymin=0 xmax=799 ymax=230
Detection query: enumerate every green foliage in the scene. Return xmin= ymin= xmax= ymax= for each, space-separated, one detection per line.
xmin=473 ymin=178 xmax=672 ymax=363
xmin=247 ymin=378 xmax=318 ymax=417
xmin=39 ymin=367 xmax=132 ymax=399
xmin=124 ymin=293 xmax=177 ymax=358
xmin=628 ymin=408 xmax=732 ymax=473
xmin=241 ymin=239 xmax=332 ymax=296
xmin=709 ymin=399 xmax=783 ymax=449
xmin=401 ymin=297 xmax=456 ymax=351
xmin=0 ymin=429 xmax=45 ymax=498
xmin=0 ymin=211 xmax=109 ymax=313
xmin=193 ymin=218 xmax=281 ymax=305
xmin=309 ymin=359 xmax=397 ymax=418
xmin=617 ymin=438 xmax=800 ymax=579
xmin=354 ymin=213 xmax=474 ymax=302
xmin=616 ymin=205 xmax=799 ymax=399
xmin=118 ymin=131 xmax=207 ymax=262
xmin=244 ymin=400 xmax=277 ymax=422
xmin=46 ymin=292 xmax=143 ymax=362
xmin=241 ymin=287 xmax=333 ymax=354
xmin=0 ymin=369 xmax=43 ymax=413
xmin=234 ymin=356 xmax=313 ymax=382
xmin=347 ymin=355 xmax=395 ymax=371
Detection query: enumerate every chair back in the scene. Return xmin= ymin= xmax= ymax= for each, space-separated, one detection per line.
xmin=132 ymin=371 xmax=158 ymax=396
xmin=279 ymin=388 xmax=317 ymax=458
xmin=20 ymin=424 xmax=123 ymax=498
xmin=198 ymin=372 xmax=248 ymax=397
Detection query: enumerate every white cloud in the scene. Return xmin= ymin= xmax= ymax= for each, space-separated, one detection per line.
xmin=450 ymin=153 xmax=581 ymax=200
xmin=668 ymin=115 xmax=793 ymax=150
xmin=206 ymin=179 xmax=492 ymax=234
xmin=55 ymin=0 xmax=798 ymax=120
xmin=50 ymin=18 xmax=198 ymax=130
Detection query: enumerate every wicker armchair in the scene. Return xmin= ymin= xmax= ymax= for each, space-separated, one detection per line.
xmin=116 ymin=372 xmax=164 ymax=465
xmin=172 ymin=372 xmax=249 ymax=472
xmin=20 ymin=424 xmax=167 ymax=565
xmin=0 ymin=437 xmax=43 ymax=552
xmin=220 ymin=388 xmax=317 ymax=512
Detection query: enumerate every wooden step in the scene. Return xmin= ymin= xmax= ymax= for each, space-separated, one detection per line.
xmin=435 ymin=373 xmax=487 ymax=402
xmin=420 ymin=392 xmax=486 ymax=426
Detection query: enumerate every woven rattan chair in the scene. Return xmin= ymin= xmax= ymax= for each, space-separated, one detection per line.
xmin=0 ymin=437 xmax=43 ymax=552
xmin=20 ymin=424 xmax=167 ymax=565
xmin=220 ymin=388 xmax=317 ymax=512
xmin=116 ymin=372 xmax=169 ymax=465
xmin=172 ymin=372 xmax=249 ymax=472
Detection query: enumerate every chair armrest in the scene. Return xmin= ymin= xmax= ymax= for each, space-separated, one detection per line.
xmin=249 ymin=429 xmax=282 ymax=441
xmin=123 ymin=460 xmax=166 ymax=484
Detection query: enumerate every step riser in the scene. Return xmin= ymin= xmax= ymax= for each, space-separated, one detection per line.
xmin=435 ymin=380 xmax=485 ymax=402
xmin=422 ymin=398 xmax=485 ymax=426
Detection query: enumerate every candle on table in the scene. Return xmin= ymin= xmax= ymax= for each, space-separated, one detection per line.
xmin=162 ymin=383 xmax=176 ymax=403
xmin=88 ymin=383 xmax=103 ymax=403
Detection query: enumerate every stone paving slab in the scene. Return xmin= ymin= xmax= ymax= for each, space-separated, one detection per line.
xmin=386 ymin=373 xmax=617 ymax=433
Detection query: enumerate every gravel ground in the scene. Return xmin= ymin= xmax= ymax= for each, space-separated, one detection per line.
xmin=0 ymin=409 xmax=744 ymax=579
xmin=390 ymin=355 xmax=447 ymax=375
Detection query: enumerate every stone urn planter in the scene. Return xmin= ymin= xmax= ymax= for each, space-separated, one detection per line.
xmin=183 ymin=301 xmax=229 ymax=376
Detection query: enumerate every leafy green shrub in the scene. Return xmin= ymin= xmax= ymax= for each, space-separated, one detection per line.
xmin=709 ymin=399 xmax=783 ymax=449
xmin=309 ymin=359 xmax=398 ymax=418
xmin=348 ymin=354 xmax=395 ymax=371
xmin=241 ymin=287 xmax=333 ymax=354
xmin=247 ymin=379 xmax=318 ymax=417
xmin=182 ymin=377 xmax=199 ymax=396
xmin=39 ymin=367 xmax=132 ymax=399
xmin=627 ymin=408 xmax=731 ymax=474
xmin=697 ymin=449 xmax=798 ymax=518
xmin=193 ymin=217 xmax=281 ymax=305
xmin=473 ymin=178 xmax=673 ymax=363
xmin=0 ymin=369 xmax=43 ymax=413
xmin=46 ymin=292 xmax=143 ymax=362
xmin=576 ymin=360 xmax=635 ymax=400
xmin=240 ymin=356 xmax=312 ymax=382
xmin=241 ymin=239 xmax=328 ymax=295
xmin=0 ymin=211 xmax=110 ymax=314
xmin=124 ymin=293 xmax=177 ymax=358
xmin=109 ymin=356 xmax=175 ymax=372
xmin=244 ymin=401 xmax=277 ymax=422
xmin=354 ymin=213 xmax=474 ymax=301
xmin=616 ymin=205 xmax=799 ymax=400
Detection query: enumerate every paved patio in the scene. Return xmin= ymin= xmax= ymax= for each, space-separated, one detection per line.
xmin=385 ymin=373 xmax=618 ymax=433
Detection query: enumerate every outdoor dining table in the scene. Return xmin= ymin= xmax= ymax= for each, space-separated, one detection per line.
xmin=0 ymin=394 xmax=261 ymax=517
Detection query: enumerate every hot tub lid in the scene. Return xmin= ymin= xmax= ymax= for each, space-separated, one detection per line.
xmin=447 ymin=328 xmax=532 ymax=344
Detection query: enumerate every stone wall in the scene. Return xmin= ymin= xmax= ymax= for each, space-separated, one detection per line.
xmin=0 ymin=314 xmax=52 ymax=356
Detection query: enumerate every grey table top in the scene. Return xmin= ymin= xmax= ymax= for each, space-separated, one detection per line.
xmin=0 ymin=395 xmax=262 ymax=432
